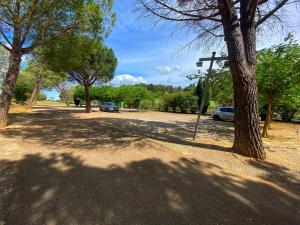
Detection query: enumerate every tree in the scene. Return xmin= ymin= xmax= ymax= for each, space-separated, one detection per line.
xmin=57 ymin=84 xmax=73 ymax=107
xmin=0 ymin=46 xmax=9 ymax=90
xmin=13 ymin=71 xmax=35 ymax=102
xmin=138 ymin=0 xmax=299 ymax=159
xmin=196 ymin=79 xmax=210 ymax=114
xmin=257 ymin=37 xmax=300 ymax=137
xmin=210 ymin=69 xmax=234 ymax=106
xmin=0 ymin=0 xmax=115 ymax=127
xmin=22 ymin=64 xmax=62 ymax=108
xmin=39 ymin=35 xmax=117 ymax=113
xmin=276 ymin=86 xmax=300 ymax=122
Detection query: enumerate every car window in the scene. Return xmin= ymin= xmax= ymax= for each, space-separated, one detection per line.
xmin=220 ymin=108 xmax=226 ymax=112
xmin=227 ymin=108 xmax=234 ymax=113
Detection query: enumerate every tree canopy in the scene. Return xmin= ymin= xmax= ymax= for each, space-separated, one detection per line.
xmin=38 ymin=35 xmax=117 ymax=112
xmin=0 ymin=0 xmax=115 ymax=53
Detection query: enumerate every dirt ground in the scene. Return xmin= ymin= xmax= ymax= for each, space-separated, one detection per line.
xmin=0 ymin=105 xmax=299 ymax=225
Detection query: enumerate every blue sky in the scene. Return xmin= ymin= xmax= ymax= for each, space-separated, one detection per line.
xmin=45 ymin=0 xmax=300 ymax=99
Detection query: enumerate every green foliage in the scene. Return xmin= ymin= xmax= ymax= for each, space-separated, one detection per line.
xmin=0 ymin=0 xmax=115 ymax=52
xmin=177 ymin=92 xmax=190 ymax=113
xmin=91 ymin=85 xmax=117 ymax=102
xmin=37 ymin=92 xmax=47 ymax=101
xmin=196 ymin=79 xmax=210 ymax=114
xmin=257 ymin=36 xmax=300 ymax=121
xmin=73 ymin=86 xmax=85 ymax=103
xmin=257 ymin=37 xmax=300 ymax=99
xmin=275 ymin=86 xmax=300 ymax=121
xmin=23 ymin=63 xmax=67 ymax=89
xmin=13 ymin=72 xmax=35 ymax=102
xmin=38 ymin=35 xmax=117 ymax=85
xmin=117 ymin=85 xmax=151 ymax=108
xmin=209 ymin=69 xmax=233 ymax=107
xmin=139 ymin=99 xmax=154 ymax=110
xmin=189 ymin=95 xmax=199 ymax=114
xmin=161 ymin=91 xmax=199 ymax=113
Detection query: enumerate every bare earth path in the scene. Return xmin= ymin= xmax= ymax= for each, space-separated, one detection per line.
xmin=0 ymin=105 xmax=299 ymax=225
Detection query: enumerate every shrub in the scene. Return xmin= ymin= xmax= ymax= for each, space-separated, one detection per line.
xmin=139 ymin=99 xmax=154 ymax=110
xmin=13 ymin=72 xmax=34 ymax=102
xmin=277 ymin=104 xmax=298 ymax=122
xmin=196 ymin=79 xmax=210 ymax=114
xmin=37 ymin=92 xmax=47 ymax=101
xmin=177 ymin=92 xmax=190 ymax=113
xmin=73 ymin=86 xmax=85 ymax=102
xmin=154 ymin=98 xmax=163 ymax=111
xmin=74 ymin=98 xmax=81 ymax=106
xmin=189 ymin=95 xmax=198 ymax=113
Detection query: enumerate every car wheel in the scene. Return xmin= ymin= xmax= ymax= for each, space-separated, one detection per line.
xmin=213 ymin=115 xmax=220 ymax=121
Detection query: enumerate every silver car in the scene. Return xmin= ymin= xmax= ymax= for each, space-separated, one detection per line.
xmin=100 ymin=102 xmax=119 ymax=112
xmin=212 ymin=107 xmax=234 ymax=121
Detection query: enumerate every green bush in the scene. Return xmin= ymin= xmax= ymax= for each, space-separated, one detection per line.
xmin=189 ymin=95 xmax=198 ymax=113
xmin=177 ymin=92 xmax=190 ymax=113
xmin=154 ymin=98 xmax=163 ymax=111
xmin=196 ymin=80 xmax=210 ymax=114
xmin=161 ymin=95 xmax=171 ymax=112
xmin=14 ymin=72 xmax=34 ymax=102
xmin=277 ymin=104 xmax=298 ymax=122
xmin=74 ymin=98 xmax=81 ymax=106
xmin=37 ymin=92 xmax=47 ymax=101
xmin=73 ymin=86 xmax=85 ymax=102
xmin=139 ymin=99 xmax=154 ymax=110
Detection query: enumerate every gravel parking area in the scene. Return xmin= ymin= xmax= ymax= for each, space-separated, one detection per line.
xmin=0 ymin=106 xmax=299 ymax=225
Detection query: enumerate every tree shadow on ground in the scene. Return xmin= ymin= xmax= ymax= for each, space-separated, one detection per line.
xmin=248 ymin=160 xmax=300 ymax=193
xmin=4 ymin=109 xmax=233 ymax=153
xmin=1 ymin=153 xmax=299 ymax=225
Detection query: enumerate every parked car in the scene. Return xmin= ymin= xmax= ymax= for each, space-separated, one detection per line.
xmin=212 ymin=107 xmax=234 ymax=121
xmin=100 ymin=102 xmax=119 ymax=112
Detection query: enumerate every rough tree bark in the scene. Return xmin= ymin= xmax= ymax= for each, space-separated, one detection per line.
xmin=262 ymin=93 xmax=273 ymax=137
xmin=219 ymin=0 xmax=266 ymax=159
xmin=84 ymin=83 xmax=91 ymax=113
xmin=0 ymin=50 xmax=22 ymax=127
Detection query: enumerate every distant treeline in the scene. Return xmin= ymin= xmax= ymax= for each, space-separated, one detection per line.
xmin=73 ymin=83 xmax=210 ymax=114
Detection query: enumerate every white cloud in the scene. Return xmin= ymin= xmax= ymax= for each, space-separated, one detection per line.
xmin=111 ymin=74 xmax=147 ymax=85
xmin=155 ymin=65 xmax=181 ymax=74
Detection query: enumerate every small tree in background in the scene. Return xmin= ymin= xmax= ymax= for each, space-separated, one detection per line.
xmin=257 ymin=36 xmax=300 ymax=137
xmin=22 ymin=64 xmax=65 ymax=108
xmin=13 ymin=72 xmax=35 ymax=103
xmin=39 ymin=35 xmax=117 ymax=113
xmin=195 ymin=79 xmax=210 ymax=114
xmin=0 ymin=0 xmax=115 ymax=127
xmin=276 ymin=86 xmax=300 ymax=122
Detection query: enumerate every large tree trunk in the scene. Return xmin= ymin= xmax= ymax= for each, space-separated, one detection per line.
xmin=0 ymin=51 xmax=22 ymax=127
xmin=262 ymin=93 xmax=273 ymax=138
xmin=28 ymin=81 xmax=40 ymax=108
xmin=84 ymin=84 xmax=91 ymax=113
xmin=219 ymin=2 xmax=266 ymax=160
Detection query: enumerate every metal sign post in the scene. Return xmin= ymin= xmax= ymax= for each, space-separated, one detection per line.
xmin=193 ymin=52 xmax=228 ymax=140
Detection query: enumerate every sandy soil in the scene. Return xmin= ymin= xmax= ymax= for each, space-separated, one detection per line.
xmin=0 ymin=105 xmax=299 ymax=225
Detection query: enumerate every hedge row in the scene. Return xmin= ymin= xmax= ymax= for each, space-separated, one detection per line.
xmin=160 ymin=92 xmax=209 ymax=114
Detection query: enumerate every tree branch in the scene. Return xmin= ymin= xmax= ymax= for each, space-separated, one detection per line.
xmin=0 ymin=41 xmax=11 ymax=52
xmin=256 ymin=0 xmax=289 ymax=27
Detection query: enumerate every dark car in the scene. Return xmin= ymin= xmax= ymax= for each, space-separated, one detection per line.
xmin=100 ymin=102 xmax=119 ymax=112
